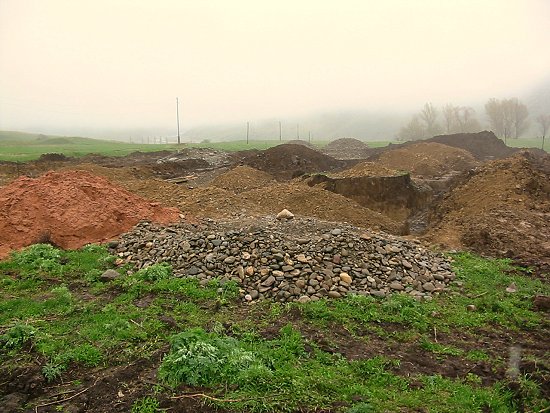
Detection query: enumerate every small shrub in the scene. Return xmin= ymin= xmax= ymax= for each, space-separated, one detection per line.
xmin=0 ymin=323 xmax=36 ymax=349
xmin=10 ymin=244 xmax=63 ymax=275
xmin=131 ymin=396 xmax=159 ymax=413
xmin=158 ymin=328 xmax=270 ymax=387
xmin=135 ymin=263 xmax=172 ymax=282
xmin=42 ymin=362 xmax=64 ymax=382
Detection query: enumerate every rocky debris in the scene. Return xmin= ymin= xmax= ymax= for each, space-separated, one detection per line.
xmin=321 ymin=138 xmax=370 ymax=160
xmin=110 ymin=217 xmax=455 ymax=303
xmin=100 ymin=269 xmax=120 ymax=282
xmin=276 ymin=209 xmax=295 ymax=220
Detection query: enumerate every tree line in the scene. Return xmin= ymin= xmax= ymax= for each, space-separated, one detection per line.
xmin=398 ymin=98 xmax=550 ymax=149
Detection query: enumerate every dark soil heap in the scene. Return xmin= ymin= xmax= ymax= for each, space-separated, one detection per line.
xmin=0 ymin=170 xmax=181 ymax=258
xmin=376 ymin=142 xmax=478 ymax=177
xmin=111 ymin=217 xmax=455 ymax=303
xmin=426 ymin=151 xmax=550 ymax=273
xmin=427 ymin=131 xmax=516 ymax=160
xmin=241 ymin=144 xmax=346 ymax=180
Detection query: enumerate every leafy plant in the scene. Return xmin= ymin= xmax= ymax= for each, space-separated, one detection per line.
xmin=42 ymin=362 xmax=64 ymax=382
xmin=0 ymin=323 xmax=36 ymax=349
xmin=131 ymin=396 xmax=160 ymax=413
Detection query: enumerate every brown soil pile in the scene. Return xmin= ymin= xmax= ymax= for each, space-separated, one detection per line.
xmin=241 ymin=144 xmax=345 ymax=180
xmin=377 ymin=142 xmax=478 ymax=177
xmin=428 ymin=131 xmax=516 ymax=160
xmin=332 ymin=161 xmax=402 ymax=178
xmin=0 ymin=170 xmax=181 ymax=258
xmin=210 ymin=166 xmax=275 ymax=193
xmin=426 ymin=151 xmax=550 ymax=272
xmin=176 ymin=182 xmax=403 ymax=234
xmin=285 ymin=139 xmax=317 ymax=149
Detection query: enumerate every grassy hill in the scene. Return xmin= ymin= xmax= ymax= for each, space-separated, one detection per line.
xmin=0 ymin=131 xmax=183 ymax=162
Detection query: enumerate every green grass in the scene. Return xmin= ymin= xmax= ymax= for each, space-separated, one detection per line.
xmin=0 ymin=245 xmax=548 ymax=412
xmin=0 ymin=130 xmax=181 ymax=162
xmin=505 ymin=137 xmax=548 ymax=151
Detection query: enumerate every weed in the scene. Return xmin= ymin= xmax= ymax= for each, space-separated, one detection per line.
xmin=42 ymin=362 xmax=64 ymax=382
xmin=131 ymin=396 xmax=160 ymax=413
xmin=0 ymin=323 xmax=36 ymax=349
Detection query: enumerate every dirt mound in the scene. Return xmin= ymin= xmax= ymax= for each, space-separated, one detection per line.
xmin=285 ymin=139 xmax=317 ymax=148
xmin=322 ymin=138 xmax=370 ymax=160
xmin=426 ymin=151 xmax=550 ymax=272
xmin=0 ymin=170 xmax=181 ymax=258
xmin=175 ymin=182 xmax=403 ymax=234
xmin=325 ymin=138 xmax=369 ymax=150
xmin=333 ymin=161 xmax=402 ymax=178
xmin=210 ymin=165 xmax=275 ymax=193
xmin=241 ymin=144 xmax=345 ymax=180
xmin=428 ymin=131 xmax=516 ymax=160
xmin=376 ymin=142 xmax=478 ymax=177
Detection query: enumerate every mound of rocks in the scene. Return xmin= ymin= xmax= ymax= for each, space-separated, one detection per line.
xmin=110 ymin=217 xmax=455 ymax=303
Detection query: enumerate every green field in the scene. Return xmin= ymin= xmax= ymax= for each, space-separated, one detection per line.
xmin=0 ymin=130 xmax=547 ymax=162
xmin=0 ymin=245 xmax=548 ymax=411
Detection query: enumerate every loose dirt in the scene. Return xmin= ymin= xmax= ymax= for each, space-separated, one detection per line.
xmin=332 ymin=161 xmax=402 ymax=178
xmin=209 ymin=166 xmax=276 ymax=193
xmin=0 ymin=170 xmax=180 ymax=258
xmin=428 ymin=130 xmax=517 ymax=160
xmin=240 ymin=144 xmax=346 ymax=180
xmin=426 ymin=151 xmax=550 ymax=273
xmin=376 ymin=142 xmax=478 ymax=177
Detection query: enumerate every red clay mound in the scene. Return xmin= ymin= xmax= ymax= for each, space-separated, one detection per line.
xmin=0 ymin=170 xmax=180 ymax=258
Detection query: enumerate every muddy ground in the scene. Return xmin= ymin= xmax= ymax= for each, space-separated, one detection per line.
xmin=1 ymin=132 xmax=547 ymax=273
xmin=0 ymin=132 xmax=549 ymax=411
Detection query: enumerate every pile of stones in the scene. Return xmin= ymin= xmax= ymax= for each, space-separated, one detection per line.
xmin=109 ymin=217 xmax=455 ymax=303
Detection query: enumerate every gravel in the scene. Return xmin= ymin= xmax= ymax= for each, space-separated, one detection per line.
xmin=110 ymin=216 xmax=455 ymax=302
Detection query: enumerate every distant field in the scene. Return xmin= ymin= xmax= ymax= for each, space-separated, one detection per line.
xmin=505 ymin=137 xmax=547 ymax=151
xmin=0 ymin=130 xmax=546 ymax=162
xmin=0 ymin=131 xmax=181 ymax=162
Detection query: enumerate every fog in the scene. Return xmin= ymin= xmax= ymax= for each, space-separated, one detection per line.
xmin=1 ymin=0 xmax=549 ymax=140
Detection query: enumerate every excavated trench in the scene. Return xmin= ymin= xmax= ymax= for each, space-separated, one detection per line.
xmin=304 ymin=173 xmax=434 ymax=234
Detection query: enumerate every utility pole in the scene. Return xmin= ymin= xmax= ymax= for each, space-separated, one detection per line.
xmin=176 ymin=97 xmax=181 ymax=144
xmin=308 ymin=131 xmax=311 ymax=143
xmin=246 ymin=121 xmax=250 ymax=144
xmin=297 ymin=123 xmax=300 ymax=140
xmin=279 ymin=121 xmax=282 ymax=141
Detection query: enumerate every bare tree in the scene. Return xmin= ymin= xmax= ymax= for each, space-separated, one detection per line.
xmin=398 ymin=115 xmax=425 ymax=141
xmin=442 ymin=104 xmax=481 ymax=133
xmin=442 ymin=104 xmax=459 ymax=133
xmin=536 ymin=114 xmax=550 ymax=150
xmin=419 ymin=102 xmax=441 ymax=137
xmin=509 ymin=98 xmax=529 ymax=138
xmin=485 ymin=98 xmax=529 ymax=143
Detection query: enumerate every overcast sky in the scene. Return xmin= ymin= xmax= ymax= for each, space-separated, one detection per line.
xmin=1 ymin=0 xmax=549 ymax=135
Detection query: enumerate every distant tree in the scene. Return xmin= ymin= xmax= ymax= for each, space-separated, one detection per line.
xmin=419 ymin=103 xmax=442 ymax=137
xmin=508 ymin=98 xmax=529 ymax=139
xmin=485 ymin=98 xmax=529 ymax=142
xmin=536 ymin=114 xmax=550 ymax=150
xmin=397 ymin=115 xmax=425 ymax=141
xmin=443 ymin=104 xmax=481 ymax=133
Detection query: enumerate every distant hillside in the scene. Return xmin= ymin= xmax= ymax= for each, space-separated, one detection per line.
xmin=183 ymin=111 xmax=406 ymax=142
